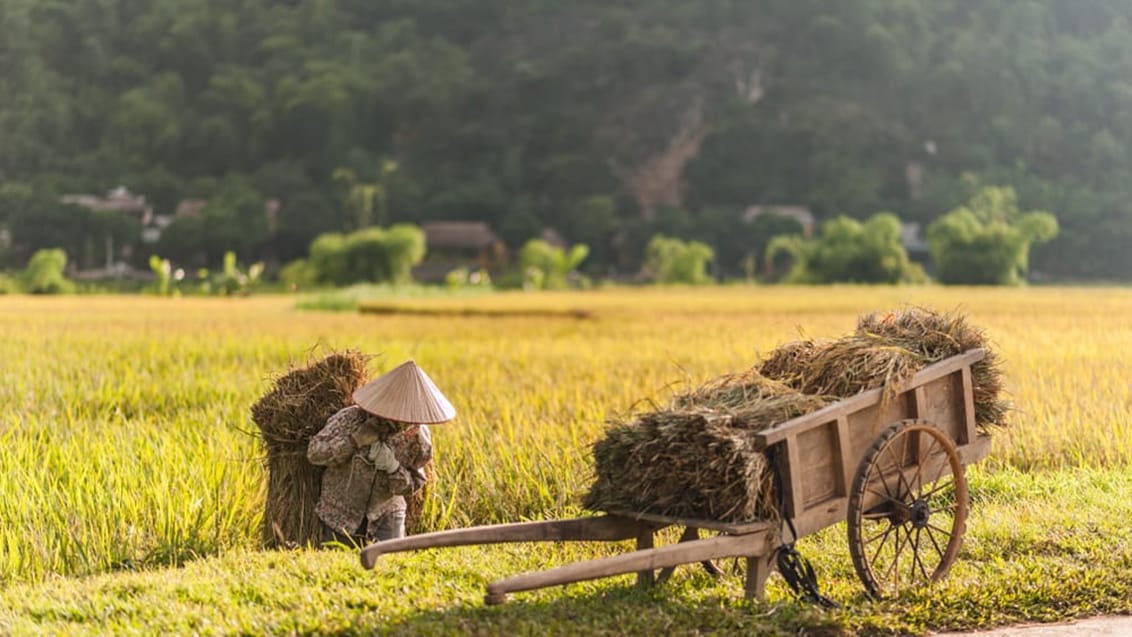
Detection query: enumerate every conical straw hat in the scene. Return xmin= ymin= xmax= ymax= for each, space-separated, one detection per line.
xmin=353 ymin=360 xmax=456 ymax=424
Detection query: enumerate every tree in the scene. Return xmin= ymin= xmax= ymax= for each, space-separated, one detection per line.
xmin=333 ymin=160 xmax=398 ymax=230
xmin=308 ymin=233 xmax=350 ymax=286
xmin=3 ymin=1 xmax=1132 ymax=281
xmin=198 ymin=178 xmax=270 ymax=264
xmin=379 ymin=224 xmax=426 ymax=284
xmin=518 ymin=239 xmax=589 ymax=290
xmin=216 ymin=251 xmax=265 ymax=296
xmin=643 ymin=235 xmax=715 ymax=285
xmin=765 ymin=213 xmax=924 ymax=284
xmin=308 ymin=225 xmax=426 ymax=286
xmin=22 ymin=248 xmax=73 ymax=294
xmin=2 ymin=186 xmax=89 ymax=267
xmin=927 ymin=186 xmax=1059 ymax=285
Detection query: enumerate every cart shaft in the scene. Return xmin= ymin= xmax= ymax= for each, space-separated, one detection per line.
xmin=484 ymin=529 xmax=774 ymax=603
xmin=360 ymin=515 xmax=655 ymax=569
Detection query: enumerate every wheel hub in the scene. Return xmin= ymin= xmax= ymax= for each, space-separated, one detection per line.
xmin=909 ymin=498 xmax=931 ymax=528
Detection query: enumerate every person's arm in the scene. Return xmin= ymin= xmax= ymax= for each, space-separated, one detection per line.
xmin=382 ymin=425 xmax=432 ymax=496
xmin=307 ymin=407 xmax=375 ymax=466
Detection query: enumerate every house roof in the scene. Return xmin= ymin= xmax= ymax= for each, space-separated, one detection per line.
xmin=422 ymin=222 xmax=500 ymax=249
xmin=174 ymin=199 xmax=208 ymax=217
xmin=62 ymin=186 xmax=151 ymax=214
xmin=742 ymin=205 xmax=815 ymax=226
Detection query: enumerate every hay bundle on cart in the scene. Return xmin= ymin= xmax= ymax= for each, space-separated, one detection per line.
xmin=584 ymin=306 xmax=1007 ymax=523
xmin=584 ymin=378 xmax=831 ymax=522
xmin=251 ymin=351 xmax=369 ymax=548
xmin=758 ymin=307 xmax=1007 ymax=430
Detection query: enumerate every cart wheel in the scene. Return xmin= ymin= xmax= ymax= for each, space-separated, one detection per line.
xmin=847 ymin=419 xmax=969 ymax=598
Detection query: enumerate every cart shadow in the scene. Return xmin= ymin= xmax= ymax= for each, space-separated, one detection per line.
xmin=379 ymin=577 xmax=848 ymax=637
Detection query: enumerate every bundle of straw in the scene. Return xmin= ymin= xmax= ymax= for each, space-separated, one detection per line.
xmin=584 ymin=375 xmax=831 ymax=523
xmin=760 ymin=334 xmax=927 ymax=402
xmin=251 ymin=350 xmax=368 ymax=548
xmin=855 ymin=306 xmax=1008 ymax=429
xmin=585 ymin=306 xmax=1007 ymax=523
xmin=584 ymin=410 xmax=773 ymax=522
xmin=755 ymin=338 xmax=834 ymax=382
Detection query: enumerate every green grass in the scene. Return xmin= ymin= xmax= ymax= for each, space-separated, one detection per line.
xmin=2 ymin=288 xmax=1132 ymax=634
xmin=2 ymin=466 xmax=1129 ymax=636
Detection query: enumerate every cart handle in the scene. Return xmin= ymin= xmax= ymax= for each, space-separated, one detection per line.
xmin=360 ymin=515 xmax=655 ymax=569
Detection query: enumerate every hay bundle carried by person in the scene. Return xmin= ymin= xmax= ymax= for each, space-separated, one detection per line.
xmin=251 ymin=350 xmax=368 ymax=548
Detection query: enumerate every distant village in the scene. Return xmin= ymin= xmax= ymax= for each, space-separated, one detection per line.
xmin=49 ymin=186 xmax=520 ymax=284
xmin=44 ymin=185 xmax=934 ymax=286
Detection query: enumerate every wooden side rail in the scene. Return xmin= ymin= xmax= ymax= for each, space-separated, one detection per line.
xmin=756 ymin=348 xmax=986 ymax=447
xmin=360 ymin=515 xmax=655 ymax=569
xmin=779 ymin=434 xmax=992 ymax=541
xmin=483 ymin=529 xmax=775 ymax=604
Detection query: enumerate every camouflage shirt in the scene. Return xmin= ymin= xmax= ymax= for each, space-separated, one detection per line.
xmin=307 ymin=405 xmax=432 ymax=536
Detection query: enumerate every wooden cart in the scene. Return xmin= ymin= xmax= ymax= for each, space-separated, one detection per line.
xmin=360 ymin=348 xmax=992 ymax=603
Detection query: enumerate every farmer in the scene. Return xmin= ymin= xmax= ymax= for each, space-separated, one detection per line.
xmin=307 ymin=360 xmax=456 ymax=545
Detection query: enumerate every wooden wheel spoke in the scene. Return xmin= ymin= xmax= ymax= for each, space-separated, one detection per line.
xmin=872 ymin=453 xmax=901 ymax=501
xmin=928 ymin=504 xmax=955 ymax=518
xmin=866 ymin=522 xmax=897 ymax=552
xmin=883 ymin=442 xmax=909 ymax=494
xmin=921 ymin=473 xmax=955 ymax=500
xmin=926 ymin=522 xmax=953 ymax=540
xmin=923 ymin=523 xmax=946 ymax=560
xmin=909 ymin=526 xmax=921 ymax=582
xmin=871 ymin=523 xmax=895 ymax=579
xmin=866 ymin=486 xmax=906 ymax=509
xmin=911 ymin=437 xmax=943 ymax=497
xmin=890 ymin=439 xmax=917 ymax=502
xmin=884 ymin=524 xmax=907 ymax=588
xmin=909 ymin=432 xmax=929 ymax=495
xmin=913 ymin=528 xmax=930 ymax=580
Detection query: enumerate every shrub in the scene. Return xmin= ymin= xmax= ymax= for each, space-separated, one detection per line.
xmin=22 ymin=248 xmax=74 ymax=294
xmin=765 ymin=213 xmax=925 ymax=284
xmin=928 ymin=186 xmax=1059 ymax=285
xmin=380 ymin=224 xmax=426 ymax=284
xmin=308 ymin=225 xmax=426 ymax=286
xmin=309 ymin=233 xmax=350 ymax=286
xmin=0 ymin=273 xmax=19 ymax=294
xmin=148 ymin=255 xmax=185 ymax=296
xmin=518 ymin=239 xmax=589 ymax=290
xmin=644 ymin=235 xmax=715 ymax=284
xmin=217 ymin=251 xmax=264 ymax=296
xmin=280 ymin=259 xmax=318 ymax=291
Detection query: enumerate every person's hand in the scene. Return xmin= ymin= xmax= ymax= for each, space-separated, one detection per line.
xmin=369 ymin=443 xmax=400 ymax=473
xmin=351 ymin=422 xmax=381 ymax=447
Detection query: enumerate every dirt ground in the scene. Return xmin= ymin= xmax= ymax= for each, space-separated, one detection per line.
xmin=932 ymin=616 xmax=1132 ymax=637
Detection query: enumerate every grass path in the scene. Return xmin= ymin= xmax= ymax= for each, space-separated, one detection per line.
xmin=2 ymin=465 xmax=1130 ymax=636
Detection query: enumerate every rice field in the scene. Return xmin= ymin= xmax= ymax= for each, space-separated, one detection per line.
xmin=1 ymin=285 xmax=1131 ymax=590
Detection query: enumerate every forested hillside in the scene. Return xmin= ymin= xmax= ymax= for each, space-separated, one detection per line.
xmin=2 ymin=0 xmax=1131 ymax=279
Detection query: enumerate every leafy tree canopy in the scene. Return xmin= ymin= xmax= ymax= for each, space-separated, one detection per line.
xmin=767 ymin=213 xmax=925 ymax=284
xmin=0 ymin=0 xmax=1128 ymax=279
xmin=928 ymin=186 xmax=1059 ymax=285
